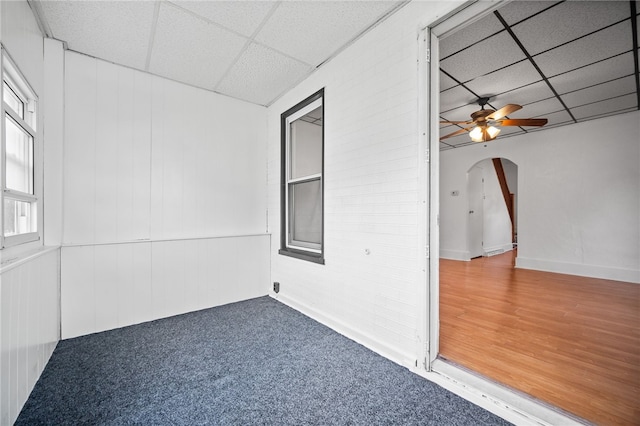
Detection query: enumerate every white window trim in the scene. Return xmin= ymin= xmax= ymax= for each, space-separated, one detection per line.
xmin=279 ymin=89 xmax=324 ymax=264
xmin=1 ymin=47 xmax=41 ymax=250
xmin=284 ymin=97 xmax=323 ymax=254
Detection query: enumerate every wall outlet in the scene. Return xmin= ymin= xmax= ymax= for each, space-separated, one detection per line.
xmin=273 ymin=282 xmax=280 ymax=293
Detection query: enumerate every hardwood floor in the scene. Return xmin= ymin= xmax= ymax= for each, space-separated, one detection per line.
xmin=439 ymin=251 xmax=640 ymax=425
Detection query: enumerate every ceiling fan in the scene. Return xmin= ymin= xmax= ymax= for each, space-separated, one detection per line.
xmin=440 ymin=97 xmax=548 ymax=142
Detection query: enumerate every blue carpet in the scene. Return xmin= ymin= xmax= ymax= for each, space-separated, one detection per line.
xmin=17 ymin=296 xmax=511 ymax=425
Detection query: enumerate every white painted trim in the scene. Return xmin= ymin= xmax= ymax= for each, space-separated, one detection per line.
xmin=516 ymin=256 xmax=639 ymax=284
xmin=416 ymin=359 xmax=588 ymax=426
xmin=0 ymin=244 xmax=59 ymax=274
xmin=439 ymin=248 xmax=470 ymax=261
xmin=62 ymin=233 xmax=271 ymax=248
xmin=483 ymin=243 xmax=513 ymax=256
xmin=271 ymin=293 xmax=416 ymax=370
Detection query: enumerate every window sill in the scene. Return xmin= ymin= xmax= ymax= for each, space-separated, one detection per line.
xmin=279 ymin=248 xmax=324 ymax=265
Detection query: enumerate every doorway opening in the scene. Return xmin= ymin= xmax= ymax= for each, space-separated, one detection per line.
xmin=427 ymin=2 xmax=640 ymax=425
xmin=467 ymin=158 xmax=517 ymax=260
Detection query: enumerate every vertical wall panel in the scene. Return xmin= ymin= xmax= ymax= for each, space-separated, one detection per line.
xmin=64 ymin=53 xmax=97 ymax=244
xmin=94 ymin=61 xmax=119 ymax=243
xmin=132 ymin=72 xmax=152 ymax=241
xmin=61 ymin=246 xmax=96 ymax=338
xmin=116 ymin=67 xmax=136 ymax=241
xmin=43 ymin=39 xmax=65 ymax=246
xmin=0 ymin=250 xmax=60 ymax=425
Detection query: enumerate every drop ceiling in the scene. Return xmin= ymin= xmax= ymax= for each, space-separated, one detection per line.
xmin=32 ymin=0 xmax=406 ymax=106
xmin=439 ymin=0 xmax=639 ymax=150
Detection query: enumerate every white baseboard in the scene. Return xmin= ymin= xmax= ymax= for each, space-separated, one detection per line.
xmin=516 ymin=257 xmax=639 ymax=284
xmin=483 ymin=243 xmax=513 ymax=257
xmin=270 ymin=293 xmax=415 ymax=370
xmin=440 ymin=249 xmax=470 ymax=261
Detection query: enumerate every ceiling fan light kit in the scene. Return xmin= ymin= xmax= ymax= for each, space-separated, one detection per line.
xmin=469 ymin=125 xmax=500 ymax=142
xmin=440 ymin=97 xmax=548 ymax=143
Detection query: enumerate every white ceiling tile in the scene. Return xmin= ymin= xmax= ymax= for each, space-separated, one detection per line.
xmin=440 ymin=103 xmax=485 ymax=124
xmin=528 ymin=110 xmax=573 ymax=129
xmin=255 ymin=1 xmax=400 ymax=66
xmin=439 ymin=14 xmax=504 ymax=59
xmin=512 ymin=1 xmax=630 ymax=55
xmin=465 ymin=60 xmax=542 ymax=100
xmin=149 ymin=3 xmax=247 ymax=91
xmin=40 ymin=1 xmax=155 ymax=70
xmin=498 ymin=126 xmax=525 ymax=136
xmin=440 ymin=85 xmax=477 ymax=114
xmin=440 ymin=31 xmax=526 ymax=83
xmin=497 ymin=1 xmax=557 ymax=25
xmin=512 ymin=97 xmax=565 ymax=121
xmin=170 ymin=1 xmax=275 ymax=37
xmin=571 ymin=93 xmax=637 ymax=120
xmin=534 ymin=20 xmax=633 ymax=77
xmin=560 ymin=76 xmax=636 ymax=108
xmin=216 ymin=43 xmax=313 ymax=106
xmin=493 ymin=81 xmax=554 ymax=108
xmin=548 ymin=52 xmax=635 ymax=94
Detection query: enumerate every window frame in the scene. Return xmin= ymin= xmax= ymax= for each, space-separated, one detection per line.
xmin=1 ymin=48 xmax=40 ymax=249
xmin=279 ymin=89 xmax=325 ymax=264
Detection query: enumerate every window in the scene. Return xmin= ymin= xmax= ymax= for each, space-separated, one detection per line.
xmin=280 ymin=89 xmax=324 ymax=264
xmin=1 ymin=51 xmax=39 ymax=248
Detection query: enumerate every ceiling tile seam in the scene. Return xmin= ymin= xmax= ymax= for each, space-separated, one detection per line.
xmin=263 ymin=2 xmax=414 ymax=108
xmin=440 ymin=58 xmax=529 ymax=94
xmin=494 ymin=10 xmax=577 ymax=123
xmin=629 ymin=0 xmax=640 ymax=110
xmin=546 ymin=50 xmax=633 ymax=80
xmin=509 ymin=0 xmax=564 ymax=28
xmin=577 ymin=107 xmax=638 ymax=121
xmin=566 ymin=91 xmax=638 ymax=110
xmin=438 ymin=69 xmax=483 ymax=107
xmin=211 ymin=1 xmax=315 ymax=96
xmin=64 ymin=48 xmax=260 ymax=108
xmin=164 ymin=1 xmax=254 ymax=41
xmin=559 ymin=74 xmax=635 ymax=96
xmin=440 ymin=28 xmax=506 ymax=61
xmin=144 ymin=1 xmax=161 ymax=72
xmin=210 ymin=1 xmax=280 ymax=93
xmin=439 ymin=0 xmax=566 ymax=62
xmin=530 ymin=18 xmax=633 ymax=59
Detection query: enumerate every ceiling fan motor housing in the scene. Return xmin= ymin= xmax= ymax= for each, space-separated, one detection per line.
xmin=470 ymin=109 xmax=495 ymax=123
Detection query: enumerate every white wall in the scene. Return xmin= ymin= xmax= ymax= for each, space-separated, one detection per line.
xmin=440 ymin=111 xmax=640 ymax=283
xmin=0 ymin=250 xmax=59 ymax=426
xmin=1 ymin=2 xmax=62 ymax=425
xmin=43 ymin=38 xmax=65 ymax=246
xmin=267 ymin=1 xmax=463 ymax=367
xmin=62 ymin=52 xmax=270 ymax=338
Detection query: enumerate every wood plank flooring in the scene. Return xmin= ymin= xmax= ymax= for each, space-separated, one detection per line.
xmin=439 ymin=251 xmax=640 ymax=425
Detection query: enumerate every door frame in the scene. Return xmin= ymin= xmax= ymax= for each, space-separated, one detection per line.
xmin=420 ymin=3 xmax=584 ymax=424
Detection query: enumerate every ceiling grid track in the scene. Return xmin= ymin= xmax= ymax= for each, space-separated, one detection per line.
xmin=630 ymin=0 xmax=640 ymax=109
xmin=493 ymin=10 xmax=577 ymax=125
xmin=438 ymin=1 xmax=637 ymax=150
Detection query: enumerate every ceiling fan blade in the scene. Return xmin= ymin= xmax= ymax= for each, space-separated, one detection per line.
xmin=440 ymin=126 xmax=473 ymax=140
xmin=498 ymin=118 xmax=548 ymax=127
xmin=487 ymin=104 xmax=522 ymax=120
xmin=440 ymin=120 xmax=473 ymax=124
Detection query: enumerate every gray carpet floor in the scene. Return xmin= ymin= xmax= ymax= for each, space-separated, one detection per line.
xmin=17 ymin=296 xmax=511 ymax=425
